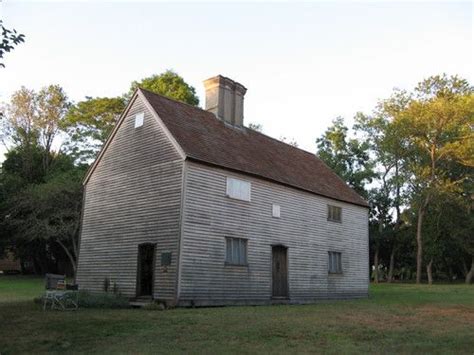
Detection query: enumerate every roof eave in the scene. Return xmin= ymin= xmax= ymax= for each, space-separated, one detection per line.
xmin=185 ymin=156 xmax=370 ymax=209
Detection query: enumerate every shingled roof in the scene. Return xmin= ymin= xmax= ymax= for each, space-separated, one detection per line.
xmin=140 ymin=89 xmax=368 ymax=208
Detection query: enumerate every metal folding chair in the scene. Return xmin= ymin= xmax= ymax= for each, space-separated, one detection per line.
xmin=43 ymin=274 xmax=78 ymax=311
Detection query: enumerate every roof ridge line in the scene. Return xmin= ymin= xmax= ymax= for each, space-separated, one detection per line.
xmin=140 ymin=87 xmax=317 ymax=157
xmin=138 ymin=87 xmax=207 ymax=112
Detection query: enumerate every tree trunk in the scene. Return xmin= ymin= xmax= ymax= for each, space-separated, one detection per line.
xmin=416 ymin=205 xmax=424 ymax=284
xmin=373 ymin=246 xmax=379 ymax=284
xmin=56 ymin=239 xmax=77 ymax=278
xmin=427 ymin=259 xmax=433 ymax=285
xmin=416 ymin=194 xmax=430 ymax=284
xmin=387 ymin=248 xmax=395 ymax=283
xmin=466 ymin=257 xmax=474 ymax=284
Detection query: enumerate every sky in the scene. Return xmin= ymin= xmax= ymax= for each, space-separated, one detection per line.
xmin=1 ymin=1 xmax=472 ymax=160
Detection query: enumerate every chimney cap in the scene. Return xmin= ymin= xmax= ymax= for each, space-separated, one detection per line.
xmin=203 ymin=75 xmax=247 ymax=95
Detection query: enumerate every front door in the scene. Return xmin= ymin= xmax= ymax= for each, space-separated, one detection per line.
xmin=137 ymin=244 xmax=155 ymax=297
xmin=272 ymin=246 xmax=288 ymax=298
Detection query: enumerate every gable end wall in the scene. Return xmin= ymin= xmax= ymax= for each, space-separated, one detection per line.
xmin=76 ymin=96 xmax=184 ymax=302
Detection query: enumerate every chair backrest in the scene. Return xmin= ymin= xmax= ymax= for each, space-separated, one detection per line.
xmin=56 ymin=280 xmax=66 ymax=290
xmin=45 ymin=273 xmax=66 ymax=290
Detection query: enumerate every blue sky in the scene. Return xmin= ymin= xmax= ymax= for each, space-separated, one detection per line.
xmin=1 ymin=1 xmax=472 ymax=157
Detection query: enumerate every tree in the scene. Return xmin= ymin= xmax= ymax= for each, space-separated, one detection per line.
xmin=128 ymin=70 xmax=199 ymax=106
xmin=0 ymin=146 xmax=85 ymax=277
xmin=316 ymin=117 xmax=375 ymax=197
xmin=2 ymin=167 xmax=84 ymax=277
xmin=1 ymin=85 xmax=70 ymax=173
xmin=0 ymin=20 xmax=25 ymax=68
xmin=279 ymin=136 xmax=299 ymax=147
xmin=248 ymin=123 xmax=263 ymax=132
xmin=37 ymin=85 xmax=70 ymax=171
xmin=63 ymin=97 xmax=125 ymax=162
xmin=393 ymin=75 xmax=473 ymax=283
xmin=354 ymin=92 xmax=410 ymax=283
xmin=1 ymin=87 xmax=38 ymax=149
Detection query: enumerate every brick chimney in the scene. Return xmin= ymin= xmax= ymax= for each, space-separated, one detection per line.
xmin=203 ymin=75 xmax=247 ymax=126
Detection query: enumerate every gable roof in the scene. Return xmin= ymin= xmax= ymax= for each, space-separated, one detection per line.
xmin=140 ymin=88 xmax=368 ymax=208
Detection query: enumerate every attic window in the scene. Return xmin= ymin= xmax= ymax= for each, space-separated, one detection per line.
xmin=134 ymin=112 xmax=144 ymax=128
xmin=226 ymin=177 xmax=251 ymax=202
xmin=272 ymin=204 xmax=280 ymax=218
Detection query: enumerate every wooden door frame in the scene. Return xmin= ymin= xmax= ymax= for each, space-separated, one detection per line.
xmin=135 ymin=243 xmax=157 ymax=298
xmin=271 ymin=244 xmax=289 ymax=299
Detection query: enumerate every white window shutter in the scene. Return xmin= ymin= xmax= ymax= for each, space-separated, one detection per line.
xmin=272 ymin=204 xmax=280 ymax=218
xmin=135 ymin=112 xmax=144 ymax=128
xmin=226 ymin=177 xmax=251 ymax=201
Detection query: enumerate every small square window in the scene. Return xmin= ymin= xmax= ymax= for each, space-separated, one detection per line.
xmin=272 ymin=204 xmax=280 ymax=218
xmin=134 ymin=112 xmax=144 ymax=128
xmin=328 ymin=251 xmax=342 ymax=273
xmin=225 ymin=237 xmax=248 ymax=265
xmin=327 ymin=205 xmax=342 ymax=222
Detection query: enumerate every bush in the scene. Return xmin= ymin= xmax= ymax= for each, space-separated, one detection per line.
xmin=34 ymin=291 xmax=130 ymax=309
xmin=76 ymin=290 xmax=130 ymax=309
xmin=143 ymin=301 xmax=166 ymax=311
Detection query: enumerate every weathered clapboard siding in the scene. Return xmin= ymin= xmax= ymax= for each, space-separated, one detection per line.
xmin=177 ymin=161 xmax=369 ymax=306
xmin=76 ymin=95 xmax=183 ymax=301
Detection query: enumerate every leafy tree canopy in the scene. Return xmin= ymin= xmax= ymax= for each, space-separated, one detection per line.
xmin=316 ymin=117 xmax=375 ymax=197
xmin=63 ymin=96 xmax=126 ymax=163
xmin=0 ymin=20 xmax=25 ymax=68
xmin=127 ymin=70 xmax=199 ymax=106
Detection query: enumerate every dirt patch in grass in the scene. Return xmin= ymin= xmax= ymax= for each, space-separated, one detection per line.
xmin=419 ymin=305 xmax=474 ymax=319
xmin=340 ymin=310 xmax=417 ymax=331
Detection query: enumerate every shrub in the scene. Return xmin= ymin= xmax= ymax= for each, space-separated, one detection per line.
xmin=143 ymin=301 xmax=166 ymax=311
xmin=76 ymin=290 xmax=130 ymax=309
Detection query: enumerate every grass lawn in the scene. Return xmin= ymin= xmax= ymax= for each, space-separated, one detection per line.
xmin=0 ymin=276 xmax=473 ymax=354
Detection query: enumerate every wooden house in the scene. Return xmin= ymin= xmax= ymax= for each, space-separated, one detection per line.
xmin=76 ymin=75 xmax=369 ymax=306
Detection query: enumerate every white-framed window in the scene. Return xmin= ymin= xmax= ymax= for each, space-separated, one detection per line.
xmin=272 ymin=204 xmax=281 ymax=218
xmin=134 ymin=112 xmax=144 ymax=128
xmin=226 ymin=177 xmax=251 ymax=202
xmin=327 ymin=205 xmax=342 ymax=222
xmin=225 ymin=237 xmax=248 ymax=265
xmin=328 ymin=251 xmax=342 ymax=274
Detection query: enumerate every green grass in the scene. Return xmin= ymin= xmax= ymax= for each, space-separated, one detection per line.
xmin=0 ymin=276 xmax=473 ymax=354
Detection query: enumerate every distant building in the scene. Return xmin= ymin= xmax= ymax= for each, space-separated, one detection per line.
xmin=0 ymin=251 xmax=21 ymax=274
xmin=76 ymin=75 xmax=369 ymax=306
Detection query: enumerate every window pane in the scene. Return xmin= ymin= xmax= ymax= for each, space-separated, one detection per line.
xmin=233 ymin=239 xmax=237 ymax=263
xmin=226 ymin=238 xmax=232 ymax=263
xmin=328 ymin=205 xmax=342 ymax=222
xmin=239 ymin=239 xmax=246 ymax=264
xmin=225 ymin=237 xmax=248 ymax=265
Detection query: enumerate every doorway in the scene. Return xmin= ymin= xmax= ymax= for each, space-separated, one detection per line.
xmin=272 ymin=246 xmax=288 ymax=298
xmin=136 ymin=243 xmax=156 ymax=297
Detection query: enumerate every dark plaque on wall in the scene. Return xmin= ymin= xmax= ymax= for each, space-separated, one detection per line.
xmin=161 ymin=252 xmax=172 ymax=266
